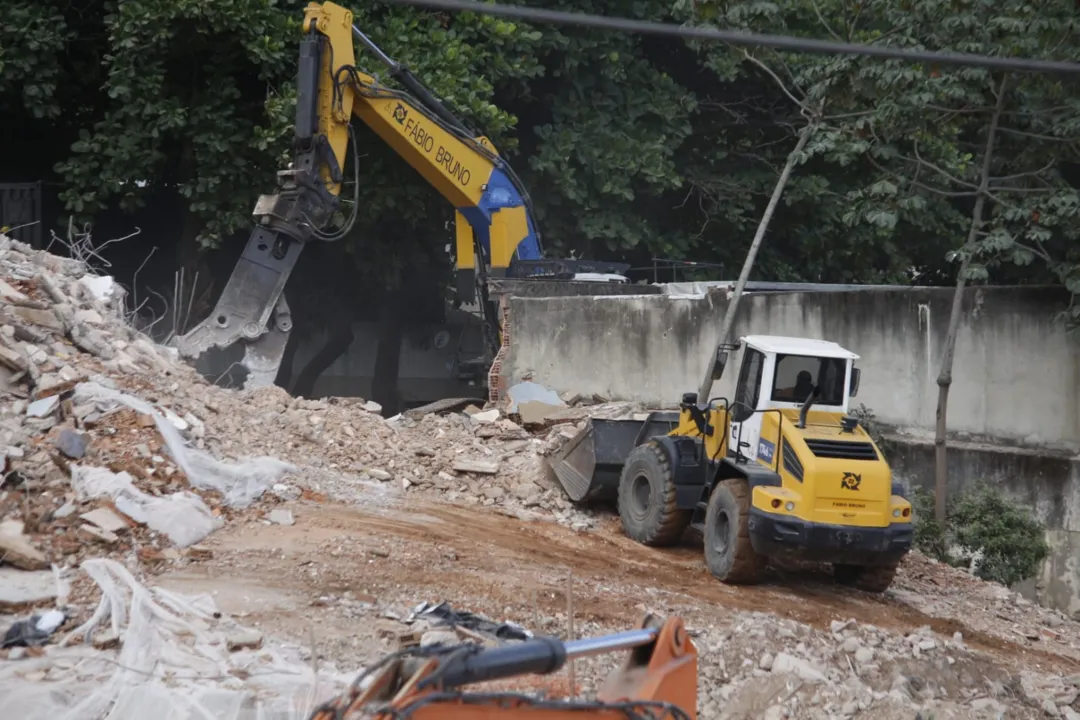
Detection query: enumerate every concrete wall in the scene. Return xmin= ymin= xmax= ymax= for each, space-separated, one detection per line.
xmin=887 ymin=438 xmax=1080 ymax=616
xmin=506 ymin=286 xmax=1080 ymax=449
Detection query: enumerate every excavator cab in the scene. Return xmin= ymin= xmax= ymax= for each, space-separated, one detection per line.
xmin=550 ymin=334 xmax=913 ymax=593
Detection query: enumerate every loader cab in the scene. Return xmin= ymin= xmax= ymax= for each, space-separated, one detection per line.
xmin=723 ymin=335 xmax=860 ymax=463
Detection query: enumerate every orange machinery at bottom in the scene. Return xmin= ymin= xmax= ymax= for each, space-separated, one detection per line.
xmin=308 ymin=614 xmax=697 ymax=719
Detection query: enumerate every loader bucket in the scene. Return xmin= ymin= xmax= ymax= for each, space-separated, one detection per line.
xmin=548 ymin=412 xmax=681 ymax=503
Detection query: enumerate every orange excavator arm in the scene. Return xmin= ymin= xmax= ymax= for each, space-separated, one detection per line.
xmin=309 ymin=615 xmax=697 ymax=719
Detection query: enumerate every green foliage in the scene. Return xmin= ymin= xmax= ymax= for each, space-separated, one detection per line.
xmin=910 ymin=486 xmax=947 ymax=560
xmin=53 ymin=0 xmax=303 ymax=247
xmin=0 ymin=2 xmax=71 ymax=119
xmin=850 ymin=403 xmax=895 ymax=459
xmin=4 ymin=0 xmax=1080 ymax=310
xmin=912 ymin=484 xmax=1049 ymax=587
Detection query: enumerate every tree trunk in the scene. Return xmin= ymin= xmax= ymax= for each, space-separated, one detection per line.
xmin=698 ymin=124 xmax=815 ymax=403
xmin=372 ymin=287 xmax=405 ymax=416
xmin=933 ymin=73 xmax=1009 ymax=524
xmin=292 ymin=320 xmax=355 ymax=398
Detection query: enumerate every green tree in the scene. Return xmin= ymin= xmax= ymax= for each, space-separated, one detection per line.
xmin=678 ymin=0 xmax=960 ymax=285
xmin=841 ymin=0 xmax=1080 ymax=521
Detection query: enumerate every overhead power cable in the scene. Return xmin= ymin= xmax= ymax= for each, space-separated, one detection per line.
xmin=376 ymin=0 xmax=1080 ymax=75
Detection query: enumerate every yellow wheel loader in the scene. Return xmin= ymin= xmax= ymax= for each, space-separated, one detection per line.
xmin=551 ymin=335 xmax=913 ymax=593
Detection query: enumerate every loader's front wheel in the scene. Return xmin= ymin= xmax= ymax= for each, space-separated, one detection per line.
xmin=703 ymin=478 xmax=766 ymax=584
xmin=617 ymin=441 xmax=690 ymax=547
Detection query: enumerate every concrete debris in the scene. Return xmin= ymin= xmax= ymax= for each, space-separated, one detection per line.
xmin=54 ymin=427 xmax=89 ymax=459
xmin=268 ymin=508 xmax=295 ymax=526
xmin=0 ymin=568 xmax=57 ymax=608
xmin=78 ymin=507 xmax=129 ymax=534
xmin=25 ymin=396 xmax=58 ymax=418
xmin=452 ymin=458 xmax=500 ymax=475
xmin=0 ymin=523 xmax=48 ymax=571
xmin=226 ymin=629 xmax=264 ymax=652
xmin=470 ymin=408 xmax=501 ymax=424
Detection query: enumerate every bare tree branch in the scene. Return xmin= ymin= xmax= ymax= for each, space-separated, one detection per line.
xmin=743 ymin=50 xmax=814 ymax=116
xmin=997 ymin=126 xmax=1080 ymax=144
xmin=990 ymin=160 xmax=1056 ymax=184
xmin=808 ymin=0 xmax=844 ymax=43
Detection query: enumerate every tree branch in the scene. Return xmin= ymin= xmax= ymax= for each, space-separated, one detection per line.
xmin=990 ymin=160 xmax=1055 ymax=184
xmin=866 ymin=155 xmax=979 ymax=197
xmin=912 ymin=140 xmax=978 ymax=189
xmin=742 ymin=50 xmax=813 ymax=117
xmin=997 ymin=126 xmax=1080 ymax=144
xmin=808 ymin=0 xmax=845 ymax=43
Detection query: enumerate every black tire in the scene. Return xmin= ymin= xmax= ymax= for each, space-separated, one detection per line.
xmin=833 ymin=559 xmax=900 ymax=593
xmin=703 ymin=478 xmax=766 ymax=584
xmin=616 ymin=440 xmax=691 ymax=546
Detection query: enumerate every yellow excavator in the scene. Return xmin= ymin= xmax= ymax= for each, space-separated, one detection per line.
xmin=552 ymin=334 xmax=914 ymax=593
xmin=173 ymin=1 xmax=627 ymax=387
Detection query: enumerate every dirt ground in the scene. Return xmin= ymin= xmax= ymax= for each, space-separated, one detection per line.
xmin=153 ymin=492 xmax=1080 ymax=682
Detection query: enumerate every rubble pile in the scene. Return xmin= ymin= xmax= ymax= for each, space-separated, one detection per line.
xmin=0 ymin=235 xmax=615 ymax=589
xmin=685 ymin=611 xmax=1077 ymax=719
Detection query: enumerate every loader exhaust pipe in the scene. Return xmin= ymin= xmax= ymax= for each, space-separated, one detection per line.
xmin=797 ymin=386 xmax=820 ymax=429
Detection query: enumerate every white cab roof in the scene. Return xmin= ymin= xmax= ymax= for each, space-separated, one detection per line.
xmin=741 ymin=334 xmax=859 ymax=360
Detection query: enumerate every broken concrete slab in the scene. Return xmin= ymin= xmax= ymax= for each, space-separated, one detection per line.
xmin=25 ymin=395 xmax=59 ymax=418
xmin=452 ymin=458 xmax=500 ymax=475
xmin=226 ymin=630 xmax=264 ymax=651
xmin=78 ymin=524 xmax=120 ymax=545
xmin=0 ymin=529 xmax=49 ymax=571
xmin=470 ymin=409 xmax=501 ymax=424
xmin=268 ymin=508 xmax=295 ymax=526
xmin=11 ymin=306 xmax=64 ymax=332
xmin=0 ymin=278 xmax=28 ymax=302
xmin=518 ymin=400 xmax=564 ymax=426
xmin=79 ymin=507 xmax=130 ymax=534
xmin=0 ymin=568 xmax=57 ymax=608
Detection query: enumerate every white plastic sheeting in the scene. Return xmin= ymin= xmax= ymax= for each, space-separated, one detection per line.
xmin=74 ymin=381 xmax=295 ymax=509
xmin=70 ymin=466 xmax=219 ymax=548
xmin=0 ymin=559 xmax=352 ymax=720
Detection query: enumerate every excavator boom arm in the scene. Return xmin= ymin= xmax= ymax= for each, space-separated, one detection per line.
xmin=173 ymin=1 xmax=544 ymax=383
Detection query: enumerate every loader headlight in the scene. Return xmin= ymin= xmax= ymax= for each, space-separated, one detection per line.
xmin=785 ymin=501 xmax=795 ymax=511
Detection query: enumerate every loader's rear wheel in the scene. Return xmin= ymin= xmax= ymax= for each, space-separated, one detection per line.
xmin=703 ymin=478 xmax=766 ymax=584
xmin=833 ymin=559 xmax=900 ymax=593
xmin=617 ymin=441 xmax=691 ymax=547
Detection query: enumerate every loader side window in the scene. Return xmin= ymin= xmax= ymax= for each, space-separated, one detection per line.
xmin=732 ymin=349 xmax=765 ymax=422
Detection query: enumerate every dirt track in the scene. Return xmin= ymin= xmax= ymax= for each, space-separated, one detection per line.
xmin=155 ymin=495 xmax=1080 ymax=678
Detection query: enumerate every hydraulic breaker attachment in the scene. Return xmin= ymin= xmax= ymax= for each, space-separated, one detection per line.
xmin=173 ymin=12 xmax=347 ymax=386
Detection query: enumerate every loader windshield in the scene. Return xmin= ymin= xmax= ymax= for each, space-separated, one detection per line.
xmin=771 ymin=354 xmax=846 ymax=406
